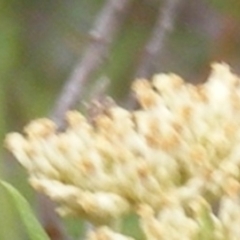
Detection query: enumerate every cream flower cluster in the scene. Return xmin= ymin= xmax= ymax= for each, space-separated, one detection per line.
xmin=5 ymin=63 xmax=240 ymax=239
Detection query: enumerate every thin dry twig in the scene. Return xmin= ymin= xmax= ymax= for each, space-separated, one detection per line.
xmin=135 ymin=0 xmax=183 ymax=78
xmin=51 ymin=0 xmax=133 ymax=130
xmin=36 ymin=195 xmax=71 ymax=240
xmin=37 ymin=1 xmax=133 ymax=239
xmin=126 ymin=0 xmax=183 ymax=108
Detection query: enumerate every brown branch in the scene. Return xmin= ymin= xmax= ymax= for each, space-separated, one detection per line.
xmin=126 ymin=0 xmax=183 ymax=108
xmin=36 ymin=1 xmax=133 ymax=240
xmin=135 ymin=0 xmax=183 ymax=79
xmin=51 ymin=0 xmax=133 ymax=130
xmin=36 ymin=195 xmax=71 ymax=240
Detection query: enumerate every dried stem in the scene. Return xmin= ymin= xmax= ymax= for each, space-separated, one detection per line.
xmin=37 ymin=1 xmax=133 ymax=239
xmin=36 ymin=195 xmax=71 ymax=240
xmin=135 ymin=0 xmax=183 ymax=78
xmin=127 ymin=0 xmax=183 ymax=108
xmin=51 ymin=0 xmax=133 ymax=130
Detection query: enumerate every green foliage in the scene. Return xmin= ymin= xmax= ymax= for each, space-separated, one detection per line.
xmin=0 ymin=184 xmax=20 ymax=239
xmin=208 ymin=0 xmax=240 ymax=19
xmin=0 ymin=181 xmax=50 ymax=240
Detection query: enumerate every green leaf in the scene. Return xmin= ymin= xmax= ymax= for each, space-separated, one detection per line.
xmin=208 ymin=1 xmax=240 ymax=19
xmin=0 ymin=181 xmax=50 ymax=240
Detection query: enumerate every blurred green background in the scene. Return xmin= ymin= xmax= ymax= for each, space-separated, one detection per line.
xmin=1 ymin=0 xmax=240 ymax=239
